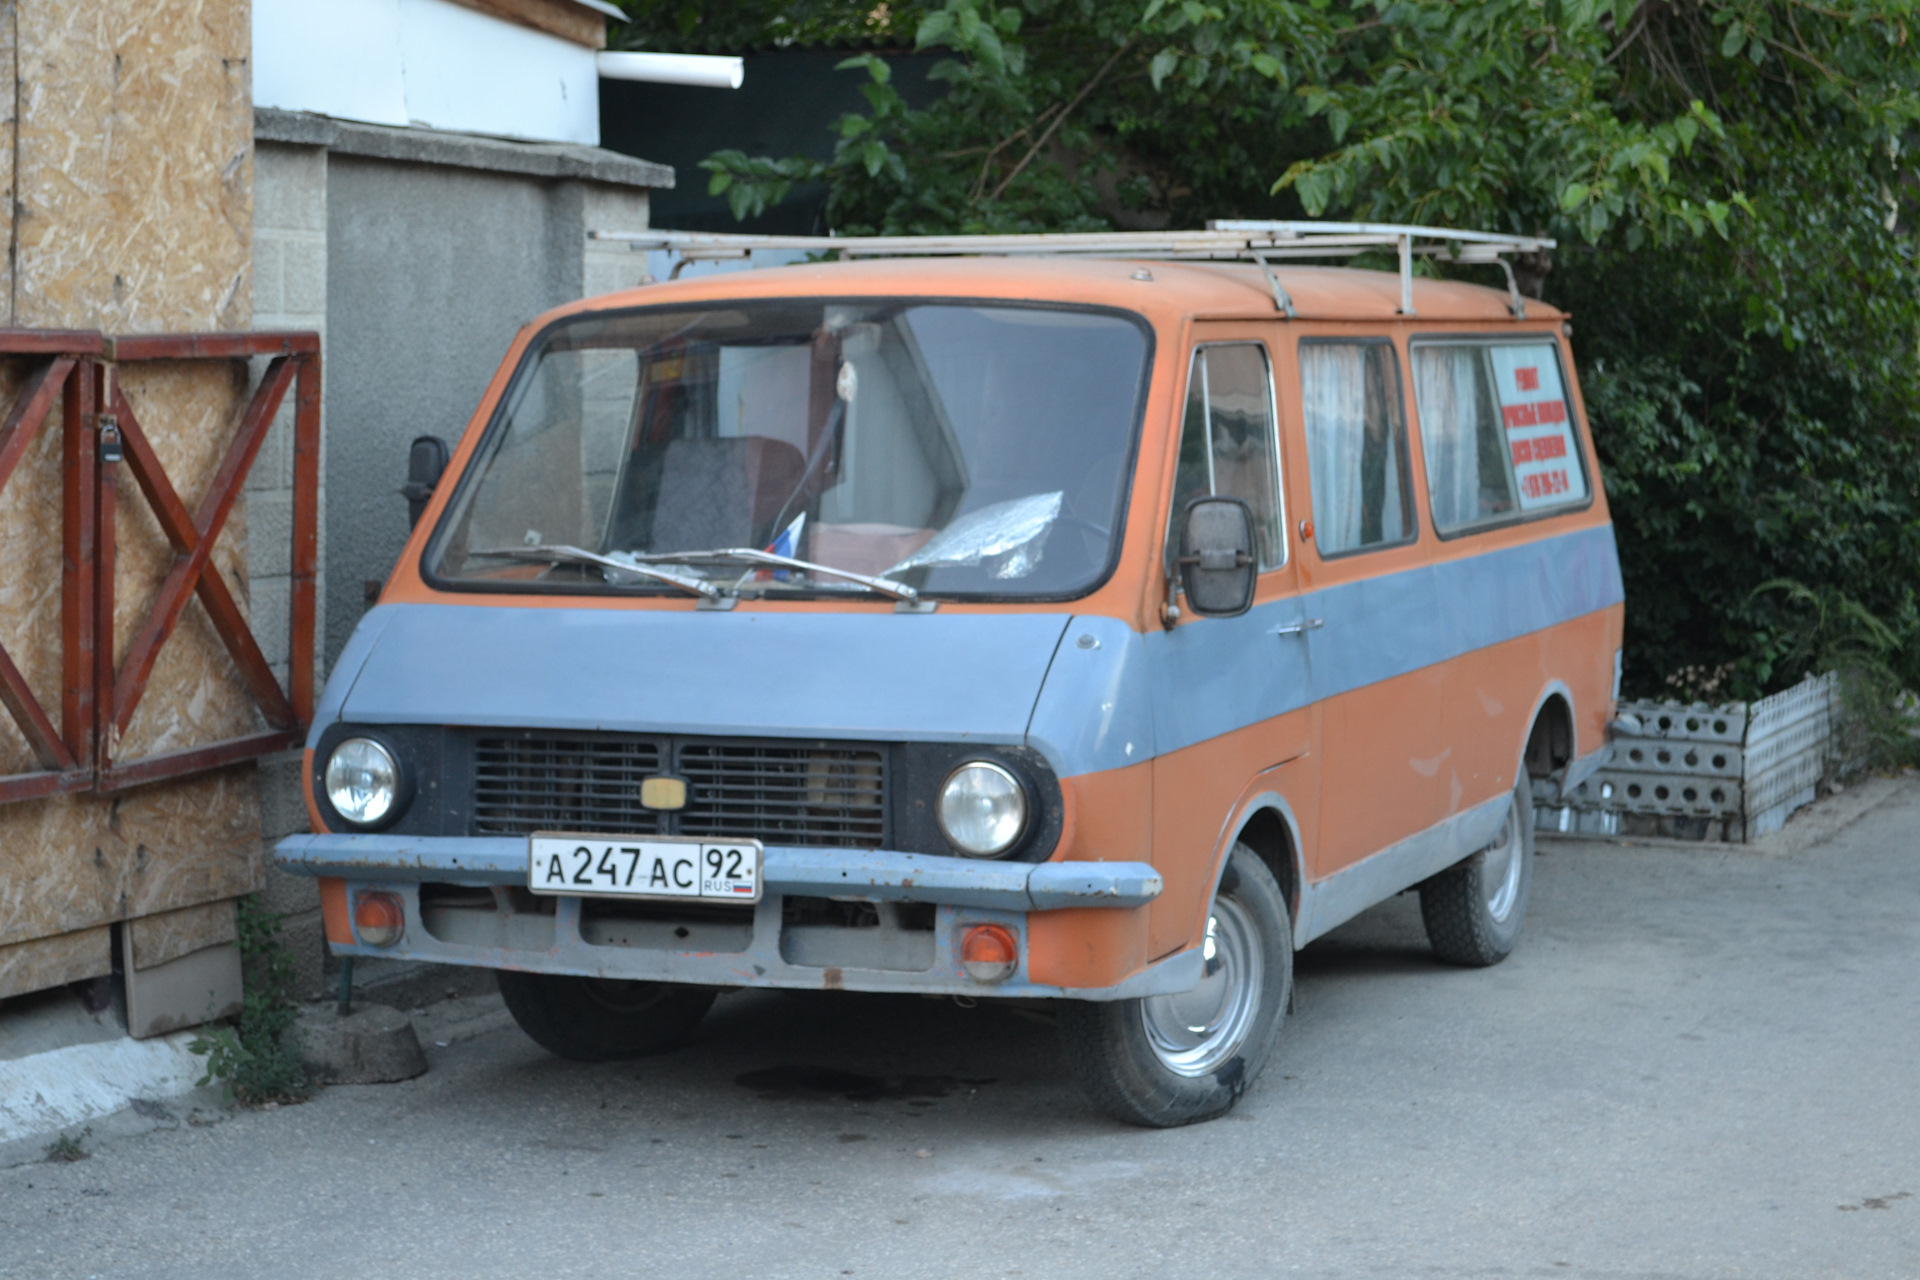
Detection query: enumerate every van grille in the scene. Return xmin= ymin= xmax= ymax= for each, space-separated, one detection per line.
xmin=679 ymin=742 xmax=885 ymax=846
xmin=471 ymin=735 xmax=886 ymax=848
xmin=473 ymin=736 xmax=665 ymax=837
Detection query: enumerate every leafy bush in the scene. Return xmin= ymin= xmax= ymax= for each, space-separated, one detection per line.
xmin=618 ymin=0 xmax=1920 ymax=710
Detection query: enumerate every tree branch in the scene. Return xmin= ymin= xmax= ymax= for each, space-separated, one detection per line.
xmin=1604 ymin=3 xmax=1651 ymax=65
xmin=986 ymin=39 xmax=1134 ymax=204
xmin=970 ymin=106 xmax=1060 ymax=202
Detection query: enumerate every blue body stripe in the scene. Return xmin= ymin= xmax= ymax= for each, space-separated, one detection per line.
xmin=321 ymin=524 xmax=1621 ymax=776
xmin=1033 ymin=522 xmax=1624 ymax=771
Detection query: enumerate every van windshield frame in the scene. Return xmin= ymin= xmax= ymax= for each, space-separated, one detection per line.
xmin=419 ymin=297 xmax=1155 ymax=604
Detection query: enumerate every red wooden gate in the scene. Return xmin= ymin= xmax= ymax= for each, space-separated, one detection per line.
xmin=0 ymin=330 xmax=319 ymax=803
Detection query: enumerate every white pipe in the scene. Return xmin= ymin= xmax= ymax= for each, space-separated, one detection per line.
xmin=597 ymin=52 xmax=744 ymax=90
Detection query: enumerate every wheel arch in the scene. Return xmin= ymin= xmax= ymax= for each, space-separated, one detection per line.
xmin=1518 ymin=680 xmax=1576 ymax=786
xmin=1206 ymin=787 xmax=1304 ymax=930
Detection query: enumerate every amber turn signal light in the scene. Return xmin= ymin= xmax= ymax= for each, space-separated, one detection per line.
xmin=959 ymin=924 xmax=1018 ymax=983
xmin=353 ymin=892 xmax=405 ymax=948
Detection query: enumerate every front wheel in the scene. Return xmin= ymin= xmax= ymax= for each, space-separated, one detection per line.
xmin=1419 ymin=777 xmax=1535 ymax=967
xmin=496 ymin=971 xmax=715 ymax=1062
xmin=1058 ymin=843 xmax=1292 ymax=1128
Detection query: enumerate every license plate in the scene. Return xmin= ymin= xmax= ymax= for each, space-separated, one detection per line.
xmin=528 ymin=833 xmax=762 ymax=902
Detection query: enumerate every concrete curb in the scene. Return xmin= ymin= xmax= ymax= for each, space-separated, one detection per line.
xmin=0 ymin=1030 xmax=214 ymax=1165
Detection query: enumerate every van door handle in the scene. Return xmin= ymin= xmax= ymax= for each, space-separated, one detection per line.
xmin=1272 ymin=618 xmax=1324 ymax=637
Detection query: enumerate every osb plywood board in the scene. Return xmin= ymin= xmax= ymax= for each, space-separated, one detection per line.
xmin=128 ymin=897 xmax=236 ymax=970
xmin=0 ymin=766 xmax=262 ymax=952
xmin=0 ymin=365 xmax=270 ymax=772
xmin=110 ymin=360 xmax=265 ymax=763
xmin=0 ymin=0 xmax=269 ymax=1002
xmin=0 ymin=363 xmax=66 ymax=778
xmin=0 ymin=925 xmax=110 ymax=1000
xmin=11 ymin=0 xmax=252 ymax=333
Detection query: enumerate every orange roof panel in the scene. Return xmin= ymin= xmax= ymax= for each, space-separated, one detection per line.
xmin=557 ymin=254 xmax=1561 ymax=325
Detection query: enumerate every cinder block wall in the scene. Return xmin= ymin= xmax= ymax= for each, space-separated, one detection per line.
xmin=249 ymin=118 xmax=666 ymax=992
xmin=250 ymin=143 xmax=330 ymax=995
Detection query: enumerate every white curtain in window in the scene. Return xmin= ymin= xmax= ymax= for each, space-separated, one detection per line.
xmin=1302 ymin=344 xmax=1406 ymax=554
xmin=1301 ymin=344 xmax=1368 ymax=554
xmin=1414 ymin=346 xmax=1484 ymax=531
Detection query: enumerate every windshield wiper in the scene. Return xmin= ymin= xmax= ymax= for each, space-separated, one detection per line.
xmin=470 ymin=545 xmax=721 ymax=600
xmin=623 ymin=547 xmax=921 ymax=603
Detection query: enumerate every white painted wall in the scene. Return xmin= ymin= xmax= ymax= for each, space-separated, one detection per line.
xmin=254 ymin=0 xmax=600 ymax=145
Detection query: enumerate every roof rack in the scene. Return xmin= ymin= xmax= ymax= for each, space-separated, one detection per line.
xmin=589 ymin=220 xmax=1555 ymax=320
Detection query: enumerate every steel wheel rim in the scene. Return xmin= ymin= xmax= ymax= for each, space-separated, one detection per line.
xmin=1482 ymin=801 xmax=1525 ymax=923
xmin=1140 ymin=895 xmax=1263 ymax=1078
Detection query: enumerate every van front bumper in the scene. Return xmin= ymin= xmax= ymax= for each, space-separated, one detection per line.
xmin=275 ymin=834 xmax=1190 ymax=1001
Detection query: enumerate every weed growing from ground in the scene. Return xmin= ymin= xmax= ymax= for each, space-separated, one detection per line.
xmin=43 ymin=1128 xmax=89 ymax=1162
xmin=189 ymin=896 xmax=311 ymax=1105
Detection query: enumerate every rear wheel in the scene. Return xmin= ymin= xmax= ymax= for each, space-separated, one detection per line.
xmin=1419 ymin=778 xmax=1534 ymax=967
xmin=497 ymin=971 xmax=714 ymax=1061
xmin=1058 ymin=843 xmax=1292 ymax=1128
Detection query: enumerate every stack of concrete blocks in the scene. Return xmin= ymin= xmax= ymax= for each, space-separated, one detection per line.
xmin=1539 ymin=673 xmax=1843 ymax=842
xmin=248 ymin=111 xmax=669 ymax=993
xmin=0 ymin=0 xmax=263 ymax=1031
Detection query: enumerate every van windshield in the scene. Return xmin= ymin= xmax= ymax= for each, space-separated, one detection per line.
xmin=426 ymin=300 xmax=1150 ymax=601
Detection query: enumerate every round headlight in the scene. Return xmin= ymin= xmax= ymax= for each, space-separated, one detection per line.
xmin=325 ymin=737 xmax=399 ymax=826
xmin=937 ymin=761 xmax=1029 ymax=858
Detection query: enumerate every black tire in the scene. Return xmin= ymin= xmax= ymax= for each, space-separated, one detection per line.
xmin=1058 ymin=842 xmax=1292 ymax=1128
xmin=1419 ymin=777 xmax=1535 ymax=967
xmin=496 ymin=971 xmax=715 ymax=1062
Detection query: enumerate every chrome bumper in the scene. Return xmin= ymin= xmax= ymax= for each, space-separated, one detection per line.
xmin=274 ymin=834 xmax=1188 ymax=1001
xmin=274 ymin=834 xmax=1163 ymax=911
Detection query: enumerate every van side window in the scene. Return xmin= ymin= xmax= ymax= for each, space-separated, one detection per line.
xmin=1168 ymin=343 xmax=1285 ymax=570
xmin=1413 ymin=340 xmax=1591 ymax=534
xmin=1300 ymin=340 xmax=1414 ymax=556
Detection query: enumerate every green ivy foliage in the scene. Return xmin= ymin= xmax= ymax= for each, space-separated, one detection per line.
xmin=615 ymin=0 xmax=1920 ymax=711
xmin=188 ymin=897 xmax=311 ymax=1105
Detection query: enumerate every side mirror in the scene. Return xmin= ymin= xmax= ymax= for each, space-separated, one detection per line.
xmin=400 ymin=435 xmax=450 ymax=529
xmin=1176 ymin=496 xmax=1257 ymax=618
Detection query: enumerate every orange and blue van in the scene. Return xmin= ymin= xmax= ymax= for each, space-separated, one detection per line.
xmin=277 ymin=224 xmax=1622 ymax=1126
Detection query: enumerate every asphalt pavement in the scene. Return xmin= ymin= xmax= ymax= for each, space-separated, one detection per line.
xmin=3 ymin=778 xmax=1917 ymax=1280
